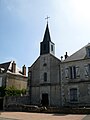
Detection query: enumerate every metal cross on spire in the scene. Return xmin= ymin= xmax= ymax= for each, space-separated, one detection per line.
xmin=45 ymin=16 xmax=50 ymax=23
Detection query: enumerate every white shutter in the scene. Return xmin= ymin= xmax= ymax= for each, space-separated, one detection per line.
xmin=76 ymin=66 xmax=80 ymax=78
xmin=84 ymin=65 xmax=88 ymax=76
xmin=65 ymin=68 xmax=69 ymax=78
xmin=0 ymin=77 xmax=2 ymax=87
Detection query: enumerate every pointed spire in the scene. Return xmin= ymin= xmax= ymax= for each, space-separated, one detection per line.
xmin=45 ymin=16 xmax=50 ymax=23
xmin=40 ymin=21 xmax=55 ymax=56
xmin=43 ymin=22 xmax=51 ymax=42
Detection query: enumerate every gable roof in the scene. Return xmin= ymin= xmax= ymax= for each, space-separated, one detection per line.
xmin=29 ymin=56 xmax=40 ymax=69
xmin=0 ymin=61 xmax=11 ymax=72
xmin=29 ymin=53 xmax=61 ymax=69
xmin=64 ymin=43 xmax=90 ymax=62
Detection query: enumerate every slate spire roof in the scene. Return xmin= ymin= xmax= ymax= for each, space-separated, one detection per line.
xmin=40 ymin=22 xmax=55 ymax=55
xmin=43 ymin=22 xmax=51 ymax=42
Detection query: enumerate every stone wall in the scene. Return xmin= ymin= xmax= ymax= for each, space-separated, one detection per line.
xmin=7 ymin=73 xmax=27 ymax=90
xmin=3 ymin=96 xmax=30 ymax=110
xmin=61 ymin=59 xmax=90 ymax=107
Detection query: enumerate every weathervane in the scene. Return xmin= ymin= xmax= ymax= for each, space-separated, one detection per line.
xmin=45 ymin=16 xmax=50 ymax=23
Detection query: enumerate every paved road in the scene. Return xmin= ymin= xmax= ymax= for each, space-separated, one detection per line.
xmin=82 ymin=115 xmax=90 ymax=120
xmin=0 ymin=112 xmax=88 ymax=120
xmin=0 ymin=118 xmax=18 ymax=120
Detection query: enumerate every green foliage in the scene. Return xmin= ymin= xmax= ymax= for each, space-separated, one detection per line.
xmin=5 ymin=86 xmax=27 ymax=96
xmin=21 ymin=88 xmax=27 ymax=95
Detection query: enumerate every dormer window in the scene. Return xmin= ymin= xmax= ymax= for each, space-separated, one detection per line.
xmin=0 ymin=68 xmax=5 ymax=73
xmin=86 ymin=47 xmax=90 ymax=58
xmin=88 ymin=48 xmax=90 ymax=57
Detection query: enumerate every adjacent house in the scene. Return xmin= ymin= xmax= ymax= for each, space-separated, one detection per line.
xmin=0 ymin=61 xmax=27 ymax=109
xmin=61 ymin=43 xmax=90 ymax=107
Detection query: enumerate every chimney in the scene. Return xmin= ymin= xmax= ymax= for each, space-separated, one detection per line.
xmin=22 ymin=65 xmax=26 ymax=76
xmin=61 ymin=56 xmax=63 ymax=61
xmin=65 ymin=52 xmax=68 ymax=59
xmin=12 ymin=61 xmax=16 ymax=73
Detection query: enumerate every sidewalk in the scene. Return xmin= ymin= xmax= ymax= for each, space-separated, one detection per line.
xmin=0 ymin=112 xmax=86 ymax=120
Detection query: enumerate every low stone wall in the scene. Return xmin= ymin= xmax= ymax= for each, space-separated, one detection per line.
xmin=3 ymin=96 xmax=90 ymax=113
xmin=3 ymin=96 xmax=30 ymax=110
xmin=4 ymin=103 xmax=90 ymax=114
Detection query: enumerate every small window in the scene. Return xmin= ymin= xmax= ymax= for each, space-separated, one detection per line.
xmin=88 ymin=48 xmax=90 ymax=57
xmin=51 ymin=45 xmax=53 ymax=51
xmin=44 ymin=72 xmax=47 ymax=81
xmin=86 ymin=47 xmax=90 ymax=58
xmin=43 ymin=63 xmax=47 ymax=67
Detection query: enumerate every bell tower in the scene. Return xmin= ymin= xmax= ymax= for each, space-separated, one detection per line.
xmin=40 ymin=22 xmax=55 ymax=56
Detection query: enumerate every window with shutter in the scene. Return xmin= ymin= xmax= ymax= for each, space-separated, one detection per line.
xmin=76 ymin=66 xmax=80 ymax=78
xmin=65 ymin=68 xmax=69 ymax=78
xmin=70 ymin=88 xmax=78 ymax=102
xmin=69 ymin=66 xmax=77 ymax=79
xmin=84 ymin=65 xmax=88 ymax=77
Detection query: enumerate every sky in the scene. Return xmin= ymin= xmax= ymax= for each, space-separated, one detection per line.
xmin=0 ymin=0 xmax=90 ymax=71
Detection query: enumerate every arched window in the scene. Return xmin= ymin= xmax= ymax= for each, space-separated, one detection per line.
xmin=44 ymin=72 xmax=47 ymax=81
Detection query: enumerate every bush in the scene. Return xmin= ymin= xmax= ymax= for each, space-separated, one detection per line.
xmin=5 ymin=86 xmax=26 ymax=96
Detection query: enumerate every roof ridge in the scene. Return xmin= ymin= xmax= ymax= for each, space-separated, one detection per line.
xmin=64 ymin=43 xmax=89 ymax=62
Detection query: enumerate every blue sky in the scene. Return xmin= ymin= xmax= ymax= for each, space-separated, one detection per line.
xmin=0 ymin=0 xmax=90 ymax=70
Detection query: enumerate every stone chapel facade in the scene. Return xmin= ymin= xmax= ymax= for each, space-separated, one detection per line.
xmin=28 ymin=23 xmax=61 ymax=107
